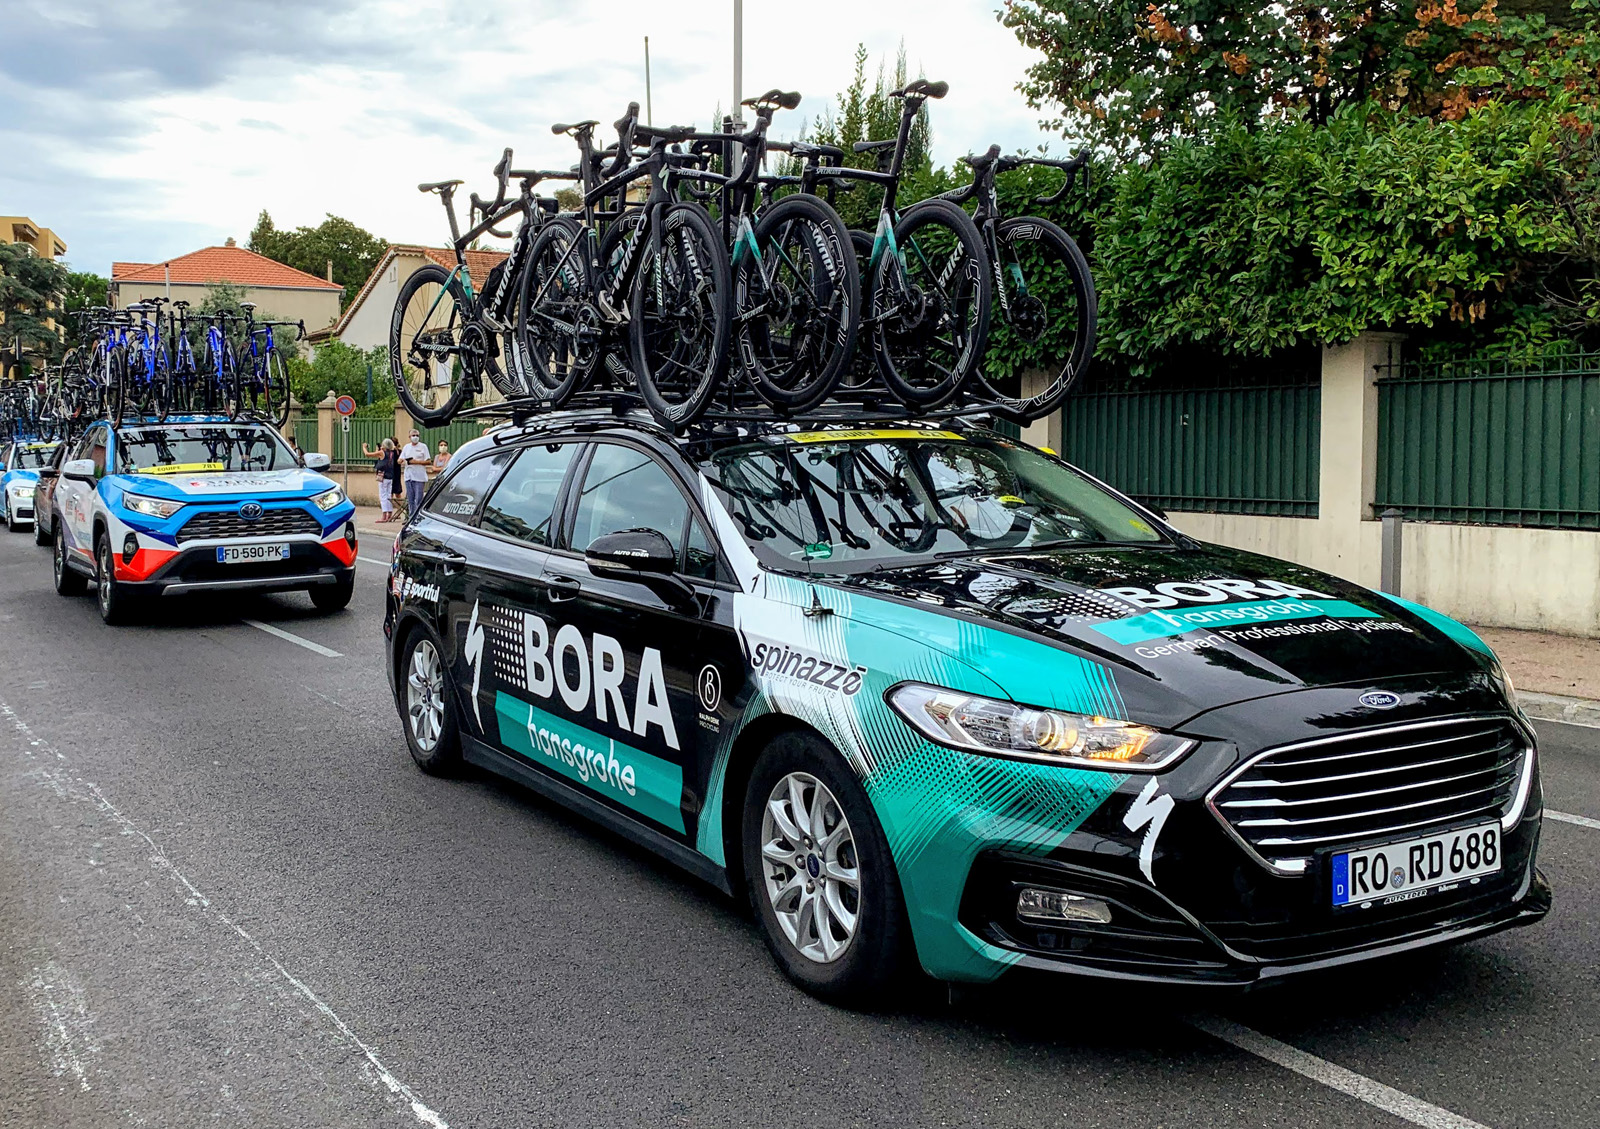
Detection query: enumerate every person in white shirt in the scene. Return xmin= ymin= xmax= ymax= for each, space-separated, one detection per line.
xmin=400 ymin=430 xmax=431 ymax=517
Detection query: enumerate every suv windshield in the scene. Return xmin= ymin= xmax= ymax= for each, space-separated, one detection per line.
xmin=12 ymin=443 xmax=58 ymax=470
xmin=117 ymin=426 xmax=296 ymax=475
xmin=700 ymin=430 xmax=1164 ymax=574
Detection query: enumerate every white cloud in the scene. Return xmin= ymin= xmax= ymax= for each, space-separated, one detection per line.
xmin=0 ymin=0 xmax=1061 ymax=276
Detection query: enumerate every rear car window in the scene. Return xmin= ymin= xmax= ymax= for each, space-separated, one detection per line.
xmin=479 ymin=443 xmax=577 ymax=545
xmin=426 ymin=449 xmax=513 ymax=521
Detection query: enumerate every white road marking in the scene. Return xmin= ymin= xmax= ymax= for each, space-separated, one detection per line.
xmin=358 ymin=556 xmax=392 ymax=569
xmin=0 ymin=701 xmax=449 ymax=1128
xmin=1189 ymin=1015 xmax=1490 ymax=1129
xmin=1547 ymin=809 xmax=1600 ymax=830
xmin=23 ymin=961 xmax=97 ymax=1092
xmin=242 ymin=619 xmax=342 ymax=658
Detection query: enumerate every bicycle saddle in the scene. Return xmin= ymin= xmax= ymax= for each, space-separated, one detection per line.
xmin=742 ymin=89 xmax=802 ymax=111
xmin=417 ymin=179 xmax=464 ymax=193
xmin=900 ymin=79 xmax=949 ymax=99
xmin=852 ymin=139 xmax=895 ymax=154
xmin=552 ymin=120 xmax=599 ymax=136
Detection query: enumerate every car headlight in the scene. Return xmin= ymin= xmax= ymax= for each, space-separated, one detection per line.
xmin=122 ymin=492 xmax=185 ymax=519
xmin=886 ymin=682 xmax=1194 ymax=772
xmin=312 ymin=486 xmax=346 ymax=511
xmin=8 ymin=484 xmax=33 ymax=498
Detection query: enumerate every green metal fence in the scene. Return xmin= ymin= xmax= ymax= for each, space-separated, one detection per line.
xmin=294 ymin=418 xmax=319 ymax=454
xmin=1376 ymin=352 xmax=1600 ymax=530
xmin=1059 ymin=377 xmax=1321 ymax=516
xmin=294 ymin=414 xmax=491 ymax=465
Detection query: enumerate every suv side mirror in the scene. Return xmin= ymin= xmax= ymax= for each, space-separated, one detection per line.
xmin=586 ymin=528 xmax=677 ymax=574
xmin=63 ymin=458 xmax=96 ymax=483
xmin=38 ymin=466 xmax=59 ymax=479
xmin=303 ymin=452 xmax=332 ymax=471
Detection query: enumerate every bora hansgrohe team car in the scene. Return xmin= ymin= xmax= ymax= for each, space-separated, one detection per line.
xmin=383 ymin=414 xmax=1548 ymax=1002
xmin=50 ymin=415 xmax=358 ymax=624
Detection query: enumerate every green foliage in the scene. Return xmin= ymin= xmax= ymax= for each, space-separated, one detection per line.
xmin=289 ymin=340 xmax=389 ymax=410
xmin=59 ymin=270 xmax=107 ymax=348
xmin=0 ymin=242 xmax=68 ymax=370
xmin=1002 ymin=0 xmax=1600 ymax=155
xmin=248 ymin=211 xmax=386 ymax=304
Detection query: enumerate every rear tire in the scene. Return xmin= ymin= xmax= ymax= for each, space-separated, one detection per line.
xmin=399 ymin=627 xmax=461 ymax=775
xmin=310 ymin=573 xmax=354 ymax=612
xmin=516 ymin=221 xmax=596 ymax=406
xmin=390 ymin=264 xmax=474 ymax=424
xmin=742 ymin=729 xmax=912 ymax=1005
xmin=53 ymin=526 xmax=87 ymax=596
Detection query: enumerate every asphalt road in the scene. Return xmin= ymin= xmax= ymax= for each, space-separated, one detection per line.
xmin=0 ymin=527 xmax=1595 ymax=1129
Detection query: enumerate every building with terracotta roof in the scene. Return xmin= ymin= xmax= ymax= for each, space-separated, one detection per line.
xmin=110 ymin=239 xmax=343 ymax=330
xmin=315 ymin=244 xmax=508 ymax=357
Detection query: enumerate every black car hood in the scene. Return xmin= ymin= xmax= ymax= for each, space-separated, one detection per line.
xmin=826 ymin=540 xmax=1494 ymax=727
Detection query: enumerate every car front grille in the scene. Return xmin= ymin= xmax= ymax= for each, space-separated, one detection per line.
xmin=178 ymin=508 xmax=322 ymax=541
xmin=1208 ymin=717 xmax=1529 ymax=874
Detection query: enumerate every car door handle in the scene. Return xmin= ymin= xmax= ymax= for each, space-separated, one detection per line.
xmin=542 ymin=574 xmax=581 ymax=602
xmin=408 ymin=548 xmax=468 ymax=573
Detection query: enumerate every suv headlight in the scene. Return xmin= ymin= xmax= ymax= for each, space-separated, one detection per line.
xmin=123 ymin=492 xmax=185 ymax=519
xmin=7 ymin=483 xmax=33 ymax=498
xmin=312 ymin=486 xmax=346 ymax=511
xmin=886 ymin=682 xmax=1193 ymax=772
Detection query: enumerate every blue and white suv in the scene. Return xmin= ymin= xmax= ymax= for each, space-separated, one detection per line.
xmin=1 ymin=439 xmax=61 ymax=532
xmin=50 ymin=415 xmax=359 ymax=624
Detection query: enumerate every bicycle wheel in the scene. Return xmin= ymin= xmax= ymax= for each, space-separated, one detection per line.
xmin=971 ymin=216 xmax=1096 ymax=424
xmin=150 ymin=354 xmax=172 ymax=423
xmin=628 ymin=203 xmax=733 ymax=431
xmin=515 ymin=221 xmax=597 ymax=406
xmin=390 ymin=263 xmax=473 ymax=424
xmin=106 ymin=346 xmax=129 ymax=424
xmin=867 ymin=198 xmax=991 ymax=411
xmin=229 ymin=356 xmax=259 ymax=421
xmin=198 ymin=339 xmax=229 ymax=415
xmin=264 ymin=351 xmax=291 ymax=427
xmin=735 ymin=194 xmax=859 ymax=412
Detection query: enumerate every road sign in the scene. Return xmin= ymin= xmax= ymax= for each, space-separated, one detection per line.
xmin=341 ymin=416 xmax=351 ymax=433
xmin=335 ymin=395 xmax=357 ymax=417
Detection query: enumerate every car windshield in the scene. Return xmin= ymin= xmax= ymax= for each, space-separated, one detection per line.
xmin=699 ymin=429 xmax=1165 ymax=574
xmin=12 ymin=443 xmax=58 ymax=469
xmin=117 ymin=426 xmax=295 ymax=474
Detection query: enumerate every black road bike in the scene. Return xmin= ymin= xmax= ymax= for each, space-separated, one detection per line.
xmin=516 ymin=107 xmax=733 ymax=430
xmin=939 ymin=144 xmax=1096 ymax=422
xmin=392 ymin=149 xmax=578 ymax=423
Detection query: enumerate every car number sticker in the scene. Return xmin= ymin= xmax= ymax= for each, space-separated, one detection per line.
xmin=142 ymin=462 xmax=226 ymax=475
xmin=1331 ymin=823 xmax=1500 ymax=907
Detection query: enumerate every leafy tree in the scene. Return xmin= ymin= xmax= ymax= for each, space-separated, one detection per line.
xmin=1001 ymin=0 xmax=1600 ymax=154
xmin=58 ymin=270 xmax=107 ymax=350
xmin=248 ymin=212 xmax=386 ymax=304
xmin=289 ymin=339 xmax=388 ymax=409
xmin=0 ymin=241 xmax=68 ymax=373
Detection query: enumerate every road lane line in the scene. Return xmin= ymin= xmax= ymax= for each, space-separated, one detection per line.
xmin=0 ymin=700 xmax=449 ymax=1128
xmin=1189 ymin=1015 xmax=1491 ymax=1129
xmin=358 ymin=556 xmax=392 ymax=568
xmin=242 ymin=619 xmax=342 ymax=658
xmin=1548 ymin=809 xmax=1600 ymax=830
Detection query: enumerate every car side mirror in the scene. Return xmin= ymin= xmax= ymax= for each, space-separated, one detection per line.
xmin=38 ymin=467 xmax=58 ymax=479
xmin=586 ymin=528 xmax=677 ymax=575
xmin=303 ymin=452 xmax=332 ymax=471
xmin=63 ymin=458 xmax=96 ymax=483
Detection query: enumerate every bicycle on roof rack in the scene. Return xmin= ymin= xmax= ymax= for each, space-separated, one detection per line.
xmin=392 ymin=149 xmax=580 ymax=424
xmin=229 ymin=301 xmax=302 ymax=427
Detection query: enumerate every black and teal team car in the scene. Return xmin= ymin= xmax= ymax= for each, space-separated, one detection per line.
xmin=383 ymin=414 xmax=1548 ymax=1001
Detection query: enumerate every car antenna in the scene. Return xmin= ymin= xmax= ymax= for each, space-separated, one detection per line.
xmin=803 ymin=587 xmax=832 ymax=618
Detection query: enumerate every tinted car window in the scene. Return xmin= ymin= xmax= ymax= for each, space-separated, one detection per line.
xmin=684 ymin=518 xmax=717 ymax=581
xmin=569 ymin=443 xmax=688 ymax=554
xmin=11 ymin=443 xmax=58 ymax=469
xmin=480 ymin=443 xmax=576 ymax=545
xmin=426 ymin=448 xmax=512 ymax=522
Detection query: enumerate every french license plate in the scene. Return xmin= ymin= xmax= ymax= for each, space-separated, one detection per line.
xmin=1332 ymin=822 xmax=1501 ymax=907
xmin=216 ymin=543 xmax=290 ymax=564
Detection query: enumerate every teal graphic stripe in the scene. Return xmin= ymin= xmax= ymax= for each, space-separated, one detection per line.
xmin=495 ymin=692 xmax=685 ymax=833
xmin=1382 ymin=594 xmax=1494 ymax=658
xmin=1091 ymin=599 xmax=1381 ymax=644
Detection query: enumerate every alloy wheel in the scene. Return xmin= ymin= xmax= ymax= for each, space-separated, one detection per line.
xmin=97 ymin=540 xmax=113 ymax=615
xmin=760 ymin=771 xmax=861 ymax=964
xmin=406 ymin=639 xmax=445 ymax=753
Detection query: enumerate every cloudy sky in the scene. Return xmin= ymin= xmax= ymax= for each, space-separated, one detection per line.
xmin=0 ymin=0 xmax=1065 ymax=279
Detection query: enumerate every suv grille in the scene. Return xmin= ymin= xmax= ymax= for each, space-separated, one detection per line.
xmin=1209 ymin=717 xmax=1528 ymax=874
xmin=178 ymin=508 xmax=322 ymax=541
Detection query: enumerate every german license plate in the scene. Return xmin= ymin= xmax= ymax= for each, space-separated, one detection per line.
xmin=216 ymin=543 xmax=290 ymax=564
xmin=1332 ymin=822 xmax=1501 ymax=908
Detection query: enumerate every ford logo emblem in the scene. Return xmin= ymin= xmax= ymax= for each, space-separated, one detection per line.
xmin=1359 ymin=691 xmax=1401 ymax=709
xmin=239 ymin=502 xmax=264 ymax=521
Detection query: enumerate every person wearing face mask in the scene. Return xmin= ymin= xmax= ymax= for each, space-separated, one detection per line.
xmin=374 ymin=437 xmax=401 ymax=522
xmin=400 ymin=429 xmax=432 ymax=518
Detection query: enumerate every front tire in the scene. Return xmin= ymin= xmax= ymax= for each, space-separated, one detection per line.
xmin=399 ymin=628 xmax=461 ymax=775
xmin=742 ymin=730 xmax=912 ymax=1004
xmin=35 ymin=509 xmax=50 ymax=545
xmin=310 ymin=573 xmax=354 ymax=612
xmin=95 ymin=532 xmax=139 ymax=625
xmin=390 ymin=264 xmax=473 ymax=424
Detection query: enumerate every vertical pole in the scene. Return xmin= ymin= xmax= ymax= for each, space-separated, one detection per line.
xmin=1380 ymin=508 xmax=1403 ymax=595
xmin=732 ymin=0 xmax=742 ymax=117
xmin=644 ymin=36 xmax=653 ymax=124
xmin=342 ymin=417 xmax=350 ymax=496
xmin=366 ymin=361 xmax=373 ymax=405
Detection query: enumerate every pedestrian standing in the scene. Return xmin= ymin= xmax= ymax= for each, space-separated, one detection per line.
xmin=432 ymin=440 xmax=452 ymax=474
xmin=376 ymin=438 xmax=401 ymax=522
xmin=400 ymin=429 xmax=431 ymax=518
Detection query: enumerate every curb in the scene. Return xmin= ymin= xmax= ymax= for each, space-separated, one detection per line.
xmin=1518 ymin=690 xmax=1600 ymax=729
